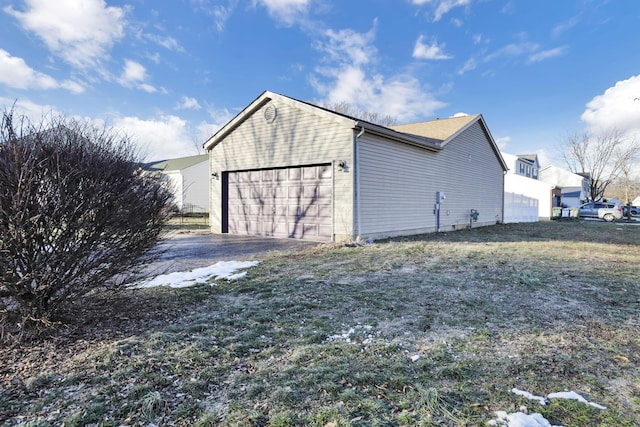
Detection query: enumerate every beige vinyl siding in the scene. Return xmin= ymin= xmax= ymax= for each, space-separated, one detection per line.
xmin=358 ymin=134 xmax=436 ymax=236
xmin=358 ymin=121 xmax=504 ymax=239
xmin=432 ymin=121 xmax=504 ymax=229
xmin=209 ymin=99 xmax=355 ymax=240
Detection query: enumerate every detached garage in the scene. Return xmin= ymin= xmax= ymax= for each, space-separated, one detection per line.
xmin=204 ymin=91 xmax=507 ymax=242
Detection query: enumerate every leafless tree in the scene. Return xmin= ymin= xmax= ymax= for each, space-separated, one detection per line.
xmin=321 ymin=101 xmax=397 ymax=127
xmin=562 ymin=129 xmax=640 ymax=202
xmin=0 ymin=111 xmax=173 ymax=340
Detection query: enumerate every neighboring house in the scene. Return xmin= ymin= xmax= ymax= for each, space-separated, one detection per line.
xmin=538 ymin=165 xmax=591 ymax=208
xmin=514 ymin=153 xmax=540 ymax=179
xmin=145 ymin=154 xmax=209 ymax=214
xmin=501 ymin=152 xmax=555 ymax=221
xmin=203 ymin=91 xmax=508 ymax=242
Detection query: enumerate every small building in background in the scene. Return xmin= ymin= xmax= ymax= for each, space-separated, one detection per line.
xmin=501 ymin=152 xmax=554 ymax=222
xmin=538 ymin=166 xmax=591 ymax=208
xmin=144 ymin=154 xmax=209 ymax=214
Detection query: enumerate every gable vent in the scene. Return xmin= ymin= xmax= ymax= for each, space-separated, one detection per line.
xmin=264 ymin=104 xmax=277 ymax=124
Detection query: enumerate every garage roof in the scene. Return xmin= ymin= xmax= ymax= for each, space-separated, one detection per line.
xmin=145 ymin=154 xmax=208 ymax=172
xmin=202 ymin=91 xmax=444 ymax=152
xmin=203 ymin=91 xmax=508 ymax=171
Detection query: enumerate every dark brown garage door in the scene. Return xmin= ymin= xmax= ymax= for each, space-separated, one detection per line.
xmin=225 ymin=164 xmax=332 ymax=241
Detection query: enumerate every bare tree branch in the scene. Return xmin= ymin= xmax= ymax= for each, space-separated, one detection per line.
xmin=562 ymin=129 xmax=639 ymax=201
xmin=320 ymin=101 xmax=397 ymax=127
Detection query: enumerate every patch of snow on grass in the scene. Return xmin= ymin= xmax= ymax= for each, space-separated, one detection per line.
xmin=512 ymin=388 xmax=548 ymax=405
xmin=488 ymin=411 xmax=562 ymax=427
xmin=132 ymin=261 xmax=259 ymax=288
xmin=513 ymin=388 xmax=606 ymax=410
xmin=547 ymin=391 xmax=607 ymax=410
xmin=490 ymin=388 xmax=607 ymax=426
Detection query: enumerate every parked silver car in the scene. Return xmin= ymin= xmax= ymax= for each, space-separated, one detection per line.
xmin=577 ymin=202 xmax=623 ymax=222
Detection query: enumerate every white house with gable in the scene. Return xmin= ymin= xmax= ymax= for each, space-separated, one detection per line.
xmin=538 ymin=165 xmax=590 ymax=208
xmin=502 ymin=152 xmax=555 ymax=222
xmin=145 ymin=154 xmax=209 ymax=214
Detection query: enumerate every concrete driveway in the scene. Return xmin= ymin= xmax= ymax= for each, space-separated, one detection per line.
xmin=142 ymin=231 xmax=319 ymax=278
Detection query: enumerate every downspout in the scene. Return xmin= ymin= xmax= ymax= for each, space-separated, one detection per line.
xmin=354 ymin=124 xmax=365 ymax=240
xmin=501 ymin=169 xmax=507 ymax=224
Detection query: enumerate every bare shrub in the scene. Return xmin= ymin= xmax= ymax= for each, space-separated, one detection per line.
xmin=0 ymin=111 xmax=173 ymax=340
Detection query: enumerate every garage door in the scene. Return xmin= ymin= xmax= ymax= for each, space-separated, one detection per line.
xmin=225 ymin=164 xmax=332 ymax=241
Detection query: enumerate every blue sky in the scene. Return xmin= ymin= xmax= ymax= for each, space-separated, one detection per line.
xmin=1 ymin=0 xmax=639 ymax=165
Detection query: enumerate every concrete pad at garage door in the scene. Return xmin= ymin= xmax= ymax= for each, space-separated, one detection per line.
xmin=142 ymin=231 xmax=319 ymax=278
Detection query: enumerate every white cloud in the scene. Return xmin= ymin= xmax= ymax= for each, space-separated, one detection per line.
xmin=316 ymin=24 xmax=377 ymax=66
xmin=111 ymin=105 xmax=235 ymax=160
xmin=212 ymin=0 xmax=238 ymax=31
xmin=253 ymin=0 xmax=310 ymax=26
xmin=147 ymin=52 xmax=161 ymax=64
xmin=0 ymin=49 xmax=84 ymax=93
xmin=191 ymin=0 xmax=238 ymax=32
xmin=138 ymin=83 xmax=158 ymax=94
xmin=458 ymin=57 xmax=477 ymax=75
xmin=413 ymin=35 xmax=453 ymax=60
xmin=412 ymin=0 xmax=471 ymax=22
xmin=5 ymin=0 xmax=126 ymax=69
xmin=313 ymin=62 xmax=445 ymax=124
xmin=484 ymin=42 xmax=539 ymax=62
xmin=581 ymin=74 xmax=640 ymax=139
xmin=312 ymin=22 xmax=446 ymax=122
xmin=0 ymin=96 xmax=223 ymax=161
xmin=460 ymin=40 xmax=564 ymax=74
xmin=199 ymin=106 xmax=235 ymax=138
xmin=494 ymin=136 xmax=511 ymax=150
xmin=0 ymin=96 xmax=59 ymax=123
xmin=177 ymin=96 xmax=202 ymax=110
xmin=143 ymin=33 xmax=184 ymax=52
xmin=118 ymin=60 xmax=157 ymax=92
xmin=528 ymin=46 xmax=568 ymax=63
xmin=552 ymin=14 xmax=581 ymax=38
xmin=112 ymin=115 xmax=201 ymax=161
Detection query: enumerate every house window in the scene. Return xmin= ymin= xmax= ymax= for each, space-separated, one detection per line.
xmin=519 ymin=162 xmax=525 ymax=174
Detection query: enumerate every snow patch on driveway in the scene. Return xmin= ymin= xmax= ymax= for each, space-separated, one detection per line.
xmin=131 ymin=260 xmax=259 ymax=288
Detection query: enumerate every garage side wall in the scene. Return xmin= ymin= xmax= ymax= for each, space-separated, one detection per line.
xmin=208 ymin=100 xmax=355 ymax=240
xmin=358 ymin=121 xmax=504 ymax=239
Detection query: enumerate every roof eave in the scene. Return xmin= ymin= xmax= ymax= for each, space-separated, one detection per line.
xmin=356 ymin=121 xmax=442 ymax=152
xmin=203 ymin=91 xmax=357 ymax=151
xmin=203 ymin=91 xmax=271 ymax=151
